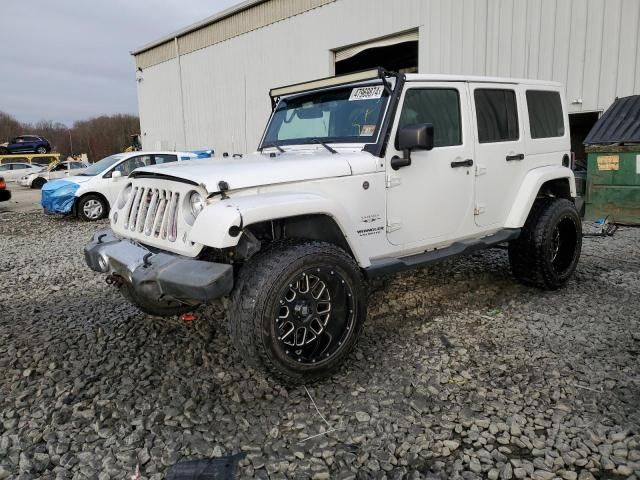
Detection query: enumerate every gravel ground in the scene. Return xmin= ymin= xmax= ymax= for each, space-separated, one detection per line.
xmin=0 ymin=211 xmax=639 ymax=480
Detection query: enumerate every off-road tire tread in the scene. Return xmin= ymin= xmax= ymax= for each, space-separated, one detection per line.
xmin=228 ymin=241 xmax=366 ymax=385
xmin=508 ymin=198 xmax=581 ymax=289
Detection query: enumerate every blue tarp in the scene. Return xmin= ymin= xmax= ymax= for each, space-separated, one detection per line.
xmin=41 ymin=179 xmax=80 ymax=214
xmin=189 ymin=149 xmax=214 ymax=159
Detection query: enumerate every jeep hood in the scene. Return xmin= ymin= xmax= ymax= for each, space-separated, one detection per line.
xmin=131 ymin=151 xmax=374 ymax=192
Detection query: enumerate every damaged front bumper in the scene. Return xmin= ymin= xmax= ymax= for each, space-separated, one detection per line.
xmin=84 ymin=229 xmax=233 ymax=305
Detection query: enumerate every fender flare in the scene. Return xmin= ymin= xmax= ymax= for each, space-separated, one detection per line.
xmin=504 ymin=165 xmax=576 ymax=228
xmin=189 ymin=192 xmax=370 ymax=266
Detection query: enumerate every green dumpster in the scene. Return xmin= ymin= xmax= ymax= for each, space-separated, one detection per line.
xmin=585 ymin=145 xmax=640 ymax=224
xmin=583 ymin=95 xmax=640 ymax=225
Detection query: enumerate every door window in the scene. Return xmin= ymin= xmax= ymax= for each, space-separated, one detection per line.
xmin=526 ymin=90 xmax=564 ymax=138
xmin=12 ymin=164 xmax=28 ymax=170
xmin=0 ymin=165 xmax=9 ymax=171
xmin=474 ymin=89 xmax=519 ymax=143
xmin=153 ymin=154 xmax=177 ymax=165
xmin=114 ymin=155 xmax=152 ymax=176
xmin=398 ymin=89 xmax=462 ymax=147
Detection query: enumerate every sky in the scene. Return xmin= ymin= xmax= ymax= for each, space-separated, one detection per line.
xmin=0 ymin=0 xmax=241 ymax=126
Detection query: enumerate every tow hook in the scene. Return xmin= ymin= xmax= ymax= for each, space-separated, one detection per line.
xmin=105 ymin=274 xmax=123 ymax=287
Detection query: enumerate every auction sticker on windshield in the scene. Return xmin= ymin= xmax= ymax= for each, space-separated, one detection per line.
xmin=350 ymin=86 xmax=384 ymax=101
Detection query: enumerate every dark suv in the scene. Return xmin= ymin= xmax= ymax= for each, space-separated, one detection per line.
xmin=0 ymin=135 xmax=52 ymax=155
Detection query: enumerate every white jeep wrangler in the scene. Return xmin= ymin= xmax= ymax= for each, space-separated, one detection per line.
xmin=85 ymin=69 xmax=581 ymax=383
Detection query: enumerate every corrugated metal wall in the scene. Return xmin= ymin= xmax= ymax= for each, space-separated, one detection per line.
xmin=135 ymin=0 xmax=640 ymax=153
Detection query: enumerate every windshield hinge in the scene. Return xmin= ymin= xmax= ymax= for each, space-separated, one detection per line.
xmin=386 ymin=175 xmax=401 ymax=188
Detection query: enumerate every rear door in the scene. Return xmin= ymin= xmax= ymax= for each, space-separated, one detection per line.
xmin=152 ymin=154 xmax=178 ymax=165
xmin=470 ymin=84 xmax=525 ymax=227
xmin=24 ymin=136 xmax=39 ymax=152
xmin=6 ymin=163 xmax=28 ymax=181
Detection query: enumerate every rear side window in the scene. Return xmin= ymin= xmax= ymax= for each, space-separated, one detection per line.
xmin=474 ymin=89 xmax=519 ymax=143
xmin=526 ymin=90 xmax=565 ymax=138
xmin=399 ymin=88 xmax=462 ymax=147
xmin=153 ymin=154 xmax=177 ymax=165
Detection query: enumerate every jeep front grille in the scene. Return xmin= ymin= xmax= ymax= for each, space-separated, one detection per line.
xmin=123 ymin=186 xmax=180 ymax=242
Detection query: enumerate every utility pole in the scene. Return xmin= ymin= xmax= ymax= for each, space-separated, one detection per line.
xmin=69 ymin=130 xmax=74 ymax=156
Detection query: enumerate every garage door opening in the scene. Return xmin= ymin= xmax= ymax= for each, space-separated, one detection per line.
xmin=335 ymin=31 xmax=418 ymax=75
xmin=569 ymin=112 xmax=600 ymax=170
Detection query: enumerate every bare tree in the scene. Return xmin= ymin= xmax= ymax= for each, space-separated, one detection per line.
xmin=0 ymin=111 xmax=140 ymax=161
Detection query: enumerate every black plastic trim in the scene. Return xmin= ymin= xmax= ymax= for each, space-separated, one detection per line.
xmin=129 ymin=172 xmax=199 ymax=186
xmin=365 ymin=229 xmax=521 ymax=278
xmin=363 ymin=72 xmax=406 ymax=158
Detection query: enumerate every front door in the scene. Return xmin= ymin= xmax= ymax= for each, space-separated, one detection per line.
xmin=102 ymin=154 xmax=154 ymax=206
xmin=386 ymin=83 xmax=475 ymax=248
xmin=9 ymin=137 xmax=27 ymax=153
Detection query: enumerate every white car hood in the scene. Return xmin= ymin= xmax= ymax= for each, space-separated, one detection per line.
xmin=59 ymin=175 xmax=93 ymax=185
xmin=130 ymin=151 xmax=375 ymax=192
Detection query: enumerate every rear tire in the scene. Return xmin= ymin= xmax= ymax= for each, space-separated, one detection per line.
xmin=32 ymin=177 xmax=46 ymax=189
xmin=78 ymin=194 xmax=107 ymax=221
xmin=508 ymin=198 xmax=582 ymax=289
xmin=229 ymin=242 xmax=367 ymax=384
xmin=119 ymin=283 xmax=194 ymax=317
xmin=0 ymin=147 xmax=8 ymax=155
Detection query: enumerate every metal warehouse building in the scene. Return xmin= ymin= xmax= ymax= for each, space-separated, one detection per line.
xmin=132 ymin=0 xmax=640 ymax=158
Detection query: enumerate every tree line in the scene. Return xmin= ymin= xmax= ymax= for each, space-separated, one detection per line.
xmin=0 ymin=111 xmax=140 ymax=161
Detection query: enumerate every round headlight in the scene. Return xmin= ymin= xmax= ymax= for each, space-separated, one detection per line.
xmin=117 ymin=184 xmax=132 ymax=209
xmin=189 ymin=191 xmax=204 ymax=217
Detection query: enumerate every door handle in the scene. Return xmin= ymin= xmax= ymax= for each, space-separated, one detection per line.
xmin=506 ymin=153 xmax=525 ymax=161
xmin=451 ymin=159 xmax=473 ymax=168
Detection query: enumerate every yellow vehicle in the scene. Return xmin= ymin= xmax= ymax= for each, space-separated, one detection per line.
xmin=0 ymin=152 xmax=60 ymax=166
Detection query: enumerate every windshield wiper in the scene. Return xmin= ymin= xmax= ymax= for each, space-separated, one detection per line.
xmin=260 ymin=142 xmax=285 ymax=153
xmin=309 ymin=139 xmax=338 ymax=154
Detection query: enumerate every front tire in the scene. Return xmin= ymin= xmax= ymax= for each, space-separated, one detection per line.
xmin=32 ymin=177 xmax=46 ymax=189
xmin=229 ymin=242 xmax=367 ymax=384
xmin=509 ymin=198 xmax=582 ymax=289
xmin=36 ymin=146 xmax=47 ymax=154
xmin=78 ymin=194 xmax=107 ymax=221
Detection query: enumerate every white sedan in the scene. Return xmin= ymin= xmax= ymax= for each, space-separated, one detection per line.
xmin=0 ymin=162 xmax=45 ymax=182
xmin=19 ymin=160 xmax=89 ymax=189
xmin=41 ymin=151 xmax=209 ymax=221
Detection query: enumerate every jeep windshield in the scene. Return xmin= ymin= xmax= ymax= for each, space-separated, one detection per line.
xmin=262 ymin=83 xmax=390 ymax=148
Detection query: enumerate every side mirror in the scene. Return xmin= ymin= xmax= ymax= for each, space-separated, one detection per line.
xmin=111 ymin=170 xmax=123 ymax=181
xmin=397 ymin=124 xmax=434 ymax=151
xmin=392 ymin=124 xmax=434 ymax=170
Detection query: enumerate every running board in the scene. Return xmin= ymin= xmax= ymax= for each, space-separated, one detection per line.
xmin=365 ymin=229 xmax=521 ymax=278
